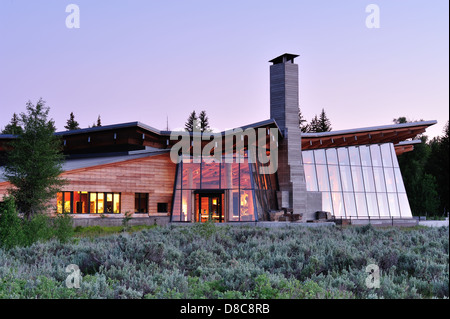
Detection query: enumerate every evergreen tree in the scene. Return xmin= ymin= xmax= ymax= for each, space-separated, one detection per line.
xmin=198 ymin=110 xmax=211 ymax=133
xmin=64 ymin=112 xmax=80 ymax=130
xmin=185 ymin=111 xmax=199 ymax=132
xmin=308 ymin=115 xmax=320 ymax=133
xmin=317 ymin=108 xmax=332 ymax=132
xmin=2 ymin=113 xmax=23 ymax=135
xmin=307 ymin=109 xmax=332 ymax=133
xmin=426 ymin=121 xmax=449 ymax=214
xmin=3 ymin=99 xmax=65 ymax=220
xmin=298 ymin=109 xmax=309 ymax=133
xmin=90 ymin=115 xmax=102 ymax=128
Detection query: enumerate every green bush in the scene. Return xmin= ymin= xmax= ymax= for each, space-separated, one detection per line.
xmin=0 ymin=198 xmax=75 ymax=249
xmin=0 ymin=197 xmax=26 ymax=249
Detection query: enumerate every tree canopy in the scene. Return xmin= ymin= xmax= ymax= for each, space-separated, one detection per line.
xmin=3 ymin=99 xmax=65 ymax=220
xmin=304 ymin=108 xmax=332 ymax=133
xmin=396 ymin=119 xmax=448 ymax=216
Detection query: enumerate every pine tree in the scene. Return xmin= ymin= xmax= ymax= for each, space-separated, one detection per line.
xmin=3 ymin=99 xmax=65 ymax=220
xmin=298 ymin=109 xmax=309 ymax=133
xmin=185 ymin=111 xmax=199 ymax=132
xmin=198 ymin=110 xmax=211 ymax=133
xmin=317 ymin=108 xmax=332 ymax=132
xmin=64 ymin=112 xmax=80 ymax=130
xmin=96 ymin=115 xmax=102 ymax=127
xmin=2 ymin=113 xmax=23 ymax=135
xmin=308 ymin=115 xmax=320 ymax=133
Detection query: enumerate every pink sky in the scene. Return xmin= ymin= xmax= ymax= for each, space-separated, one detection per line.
xmin=0 ymin=1 xmax=448 ymax=139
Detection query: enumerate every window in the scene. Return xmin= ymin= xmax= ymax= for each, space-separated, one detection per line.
xmin=135 ymin=193 xmax=148 ymax=213
xmin=302 ymin=143 xmax=413 ymax=219
xmin=57 ymin=191 xmax=121 ymax=214
xmin=157 ymin=203 xmax=168 ymax=213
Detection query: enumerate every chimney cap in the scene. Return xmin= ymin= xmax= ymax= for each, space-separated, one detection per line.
xmin=269 ymin=53 xmax=299 ymax=65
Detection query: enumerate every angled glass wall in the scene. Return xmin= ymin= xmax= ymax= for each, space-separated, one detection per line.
xmin=303 ymin=143 xmax=412 ymax=219
xmin=171 ymin=154 xmax=278 ymax=222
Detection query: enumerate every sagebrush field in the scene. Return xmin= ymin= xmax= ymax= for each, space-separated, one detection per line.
xmin=0 ymin=223 xmax=448 ymax=299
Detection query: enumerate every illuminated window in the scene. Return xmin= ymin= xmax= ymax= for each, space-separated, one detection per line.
xmin=171 ymin=154 xmax=268 ymax=222
xmin=57 ymin=192 xmax=121 ymax=214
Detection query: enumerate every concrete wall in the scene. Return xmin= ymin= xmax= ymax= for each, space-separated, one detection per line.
xmin=72 ymin=216 xmax=170 ymax=227
xmin=270 ymin=57 xmax=311 ymax=219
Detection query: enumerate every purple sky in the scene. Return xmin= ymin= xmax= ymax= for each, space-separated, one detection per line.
xmin=0 ymin=1 xmax=448 ymax=139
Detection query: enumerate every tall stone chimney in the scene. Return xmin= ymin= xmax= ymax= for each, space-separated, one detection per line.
xmin=269 ymin=53 xmax=310 ymax=219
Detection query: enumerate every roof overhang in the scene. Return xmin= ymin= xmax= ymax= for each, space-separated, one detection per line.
xmin=301 ymin=120 xmax=437 ymax=151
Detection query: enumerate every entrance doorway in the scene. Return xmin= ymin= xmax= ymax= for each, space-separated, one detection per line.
xmin=195 ymin=192 xmax=225 ymax=223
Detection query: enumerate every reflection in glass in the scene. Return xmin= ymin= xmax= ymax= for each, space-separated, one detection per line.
xmin=316 ymin=165 xmax=330 ymax=191
xmin=182 ymin=162 xmax=201 ymax=189
xmin=359 ymin=146 xmax=371 ymax=166
xmin=398 ymin=193 xmax=411 ymax=218
xmin=230 ymin=190 xmax=240 ymax=221
xmin=337 ymin=148 xmax=350 ymax=166
xmin=332 ymin=192 xmax=345 ymax=217
xmin=351 ymin=166 xmax=365 ymax=192
xmin=370 ymin=144 xmax=382 ymax=167
xmin=302 ymin=151 xmax=314 ymax=164
xmin=240 ymin=163 xmax=252 ymax=189
xmin=348 ymin=146 xmax=361 ymax=166
xmin=380 ymin=144 xmax=393 ymax=167
xmin=388 ymin=193 xmax=400 ymax=217
xmin=391 ymin=144 xmax=400 ymax=168
xmin=328 ymin=165 xmax=341 ymax=192
xmin=201 ymin=162 xmax=220 ymax=189
xmin=362 ymin=167 xmax=375 ymax=192
xmin=377 ymin=193 xmax=389 ymax=217
xmin=384 ymin=167 xmax=396 ymax=193
xmin=171 ymin=191 xmax=181 ymax=221
xmin=326 ymin=148 xmax=338 ymax=165
xmin=304 ymin=164 xmax=318 ymax=191
xmin=182 ymin=190 xmax=192 ymax=222
xmin=240 ymin=190 xmax=255 ymax=221
xmin=340 ymin=166 xmax=353 ymax=192
xmin=322 ymin=192 xmax=333 ymax=215
xmin=343 ymin=193 xmax=357 ymax=218
xmin=366 ymin=193 xmax=379 ymax=218
xmin=302 ymin=143 xmax=412 ymax=219
xmin=373 ymin=167 xmax=386 ymax=192
xmin=394 ymin=168 xmax=406 ymax=192
xmin=314 ymin=149 xmax=326 ymax=164
xmin=355 ymin=193 xmax=368 ymax=218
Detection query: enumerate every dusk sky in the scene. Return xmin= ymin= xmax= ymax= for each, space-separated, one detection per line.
xmin=0 ymin=0 xmax=448 ymax=139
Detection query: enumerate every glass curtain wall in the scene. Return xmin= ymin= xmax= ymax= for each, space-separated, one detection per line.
xmin=171 ymin=154 xmax=277 ymax=222
xmin=303 ymin=143 xmax=412 ymax=219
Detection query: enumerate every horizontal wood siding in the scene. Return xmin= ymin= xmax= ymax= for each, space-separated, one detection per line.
xmin=0 ymin=153 xmax=177 ymax=217
xmin=61 ymin=153 xmax=176 ymax=217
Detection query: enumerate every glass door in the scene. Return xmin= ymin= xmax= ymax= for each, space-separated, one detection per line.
xmin=197 ymin=193 xmax=224 ymax=223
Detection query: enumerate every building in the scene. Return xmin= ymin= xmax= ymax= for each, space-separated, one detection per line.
xmin=0 ymin=54 xmax=436 ymax=226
